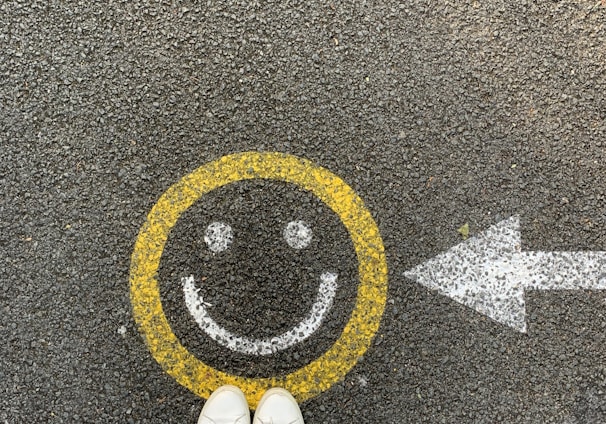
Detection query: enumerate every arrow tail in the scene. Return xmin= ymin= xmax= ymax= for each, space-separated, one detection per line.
xmin=519 ymin=251 xmax=606 ymax=291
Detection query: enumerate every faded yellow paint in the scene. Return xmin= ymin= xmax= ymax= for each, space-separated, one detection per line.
xmin=129 ymin=152 xmax=388 ymax=408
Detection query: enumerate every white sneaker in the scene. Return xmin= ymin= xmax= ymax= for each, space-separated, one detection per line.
xmin=253 ymin=388 xmax=304 ymax=424
xmin=198 ymin=385 xmax=251 ymax=424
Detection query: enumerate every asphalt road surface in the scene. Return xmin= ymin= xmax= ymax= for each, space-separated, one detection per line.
xmin=2 ymin=1 xmax=606 ymax=423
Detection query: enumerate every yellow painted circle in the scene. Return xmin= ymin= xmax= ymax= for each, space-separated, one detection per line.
xmin=129 ymin=152 xmax=388 ymax=408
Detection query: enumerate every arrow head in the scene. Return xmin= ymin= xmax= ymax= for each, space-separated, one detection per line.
xmin=404 ymin=216 xmax=529 ymax=332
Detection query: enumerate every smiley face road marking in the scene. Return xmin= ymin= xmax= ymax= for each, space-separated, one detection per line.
xmin=185 ymin=219 xmax=338 ymax=355
xmin=183 ymin=271 xmax=339 ymax=355
xmin=129 ymin=152 xmax=388 ymax=408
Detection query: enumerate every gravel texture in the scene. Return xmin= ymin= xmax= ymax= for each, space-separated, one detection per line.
xmin=1 ymin=0 xmax=606 ymax=422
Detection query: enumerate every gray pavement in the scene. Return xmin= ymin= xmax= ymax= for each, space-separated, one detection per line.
xmin=1 ymin=1 xmax=606 ymax=422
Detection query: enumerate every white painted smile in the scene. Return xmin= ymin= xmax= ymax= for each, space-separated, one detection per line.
xmin=182 ymin=272 xmax=338 ymax=355
xmin=180 ymin=219 xmax=339 ymax=356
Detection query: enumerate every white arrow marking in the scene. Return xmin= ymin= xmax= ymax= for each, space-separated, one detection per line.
xmin=404 ymin=216 xmax=606 ymax=332
xmin=182 ymin=272 xmax=338 ymax=355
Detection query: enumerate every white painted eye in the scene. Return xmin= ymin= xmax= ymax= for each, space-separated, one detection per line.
xmin=283 ymin=220 xmax=312 ymax=249
xmin=204 ymin=222 xmax=233 ymax=253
